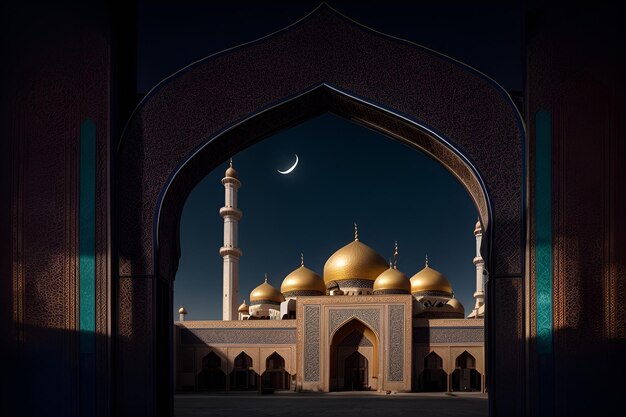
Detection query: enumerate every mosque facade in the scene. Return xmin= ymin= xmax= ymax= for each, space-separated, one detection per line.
xmin=174 ymin=162 xmax=485 ymax=393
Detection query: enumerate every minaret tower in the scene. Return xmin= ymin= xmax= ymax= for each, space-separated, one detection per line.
xmin=219 ymin=159 xmax=242 ymax=320
xmin=472 ymin=218 xmax=485 ymax=316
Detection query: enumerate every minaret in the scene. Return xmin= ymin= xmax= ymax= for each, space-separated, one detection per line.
xmin=472 ymin=218 xmax=485 ymax=316
xmin=178 ymin=306 xmax=187 ymax=322
xmin=219 ymin=159 xmax=242 ymax=320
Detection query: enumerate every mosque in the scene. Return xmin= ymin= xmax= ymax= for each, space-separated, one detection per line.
xmin=174 ymin=161 xmax=485 ymax=393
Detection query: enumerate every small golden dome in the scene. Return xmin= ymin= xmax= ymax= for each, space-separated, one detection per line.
xmin=410 ymin=259 xmax=453 ymax=294
xmin=446 ymin=298 xmax=464 ymax=313
xmin=324 ymin=236 xmax=388 ymax=284
xmin=178 ymin=306 xmax=187 ymax=314
xmin=225 ymin=158 xmax=238 ymax=179
xmin=281 ymin=260 xmax=325 ymax=295
xmin=238 ymin=300 xmax=249 ymax=312
xmin=250 ymin=277 xmax=285 ymax=303
xmin=474 ymin=218 xmax=482 ymax=235
xmin=373 ymin=267 xmax=411 ymax=293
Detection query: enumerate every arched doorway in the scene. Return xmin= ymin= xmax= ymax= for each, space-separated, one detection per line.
xmin=196 ymin=352 xmax=225 ymax=391
xmin=115 ymin=6 xmax=525 ymax=415
xmin=230 ymin=353 xmax=258 ymax=390
xmin=419 ymin=352 xmax=447 ymax=392
xmin=451 ymin=351 xmax=481 ymax=392
xmin=261 ymin=352 xmax=290 ymax=390
xmin=329 ymin=319 xmax=379 ymax=391
xmin=344 ymin=352 xmax=368 ymax=391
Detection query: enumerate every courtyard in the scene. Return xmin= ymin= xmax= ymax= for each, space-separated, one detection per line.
xmin=174 ymin=392 xmax=488 ymax=417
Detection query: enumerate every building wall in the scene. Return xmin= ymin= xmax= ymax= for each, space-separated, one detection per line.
xmin=1 ymin=2 xmax=112 ymax=417
xmin=175 ymin=320 xmax=296 ymax=391
xmin=413 ymin=318 xmax=485 ymax=392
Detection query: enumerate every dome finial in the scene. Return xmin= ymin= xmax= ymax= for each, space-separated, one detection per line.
xmin=425 ymin=254 xmax=429 ymax=267
xmin=354 ymin=222 xmax=359 ymax=241
xmin=393 ymin=241 xmax=399 ymax=269
xmin=264 ymin=273 xmax=268 ymax=283
xmin=300 ymin=252 xmax=304 ymax=267
xmin=229 ymin=158 xmax=233 ymax=167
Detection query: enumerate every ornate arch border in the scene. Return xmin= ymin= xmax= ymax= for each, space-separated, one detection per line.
xmin=115 ymin=5 xmax=525 ymax=416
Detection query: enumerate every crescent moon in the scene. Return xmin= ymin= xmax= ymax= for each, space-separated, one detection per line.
xmin=277 ymin=154 xmax=299 ymax=175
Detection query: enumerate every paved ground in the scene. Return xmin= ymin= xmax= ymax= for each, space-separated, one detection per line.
xmin=175 ymin=392 xmax=488 ymax=417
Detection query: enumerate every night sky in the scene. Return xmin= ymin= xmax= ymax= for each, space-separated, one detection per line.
xmin=174 ymin=113 xmax=478 ymax=320
xmin=135 ymin=2 xmax=524 ymax=320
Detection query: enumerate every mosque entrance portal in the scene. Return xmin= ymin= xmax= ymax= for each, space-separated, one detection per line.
xmin=329 ymin=319 xmax=379 ymax=392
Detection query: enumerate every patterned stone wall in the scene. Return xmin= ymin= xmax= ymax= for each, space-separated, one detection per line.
xmin=180 ymin=328 xmax=295 ymax=345
xmin=413 ymin=326 xmax=484 ymax=344
xmin=527 ymin=7 xmax=626 ymax=415
xmin=329 ymin=309 xmax=380 ymax=337
xmin=388 ymin=305 xmax=404 ymax=381
xmin=303 ymin=305 xmax=320 ymax=382
xmin=4 ymin=5 xmax=111 ymax=417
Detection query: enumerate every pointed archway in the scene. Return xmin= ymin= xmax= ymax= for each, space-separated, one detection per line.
xmin=329 ymin=318 xmax=379 ymax=391
xmin=116 ymin=5 xmax=525 ymax=416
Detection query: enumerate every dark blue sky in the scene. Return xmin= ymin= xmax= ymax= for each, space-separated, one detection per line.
xmin=174 ymin=113 xmax=478 ymax=320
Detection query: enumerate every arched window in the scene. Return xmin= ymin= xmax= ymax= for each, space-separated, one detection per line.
xmin=451 ymin=351 xmax=481 ymax=392
xmin=456 ymin=351 xmax=476 ymax=369
xmin=197 ymin=352 xmax=225 ymax=391
xmin=424 ymin=352 xmax=443 ymax=370
xmin=203 ymin=351 xmax=221 ymax=370
xmin=230 ymin=352 xmax=257 ymax=390
xmin=418 ymin=352 xmax=447 ymax=392
xmin=234 ymin=352 xmax=253 ymax=369
xmin=262 ymin=352 xmax=290 ymax=390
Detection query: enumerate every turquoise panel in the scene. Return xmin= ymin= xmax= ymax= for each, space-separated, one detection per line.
xmin=79 ymin=119 xmax=96 ymax=353
xmin=535 ymin=109 xmax=552 ymax=355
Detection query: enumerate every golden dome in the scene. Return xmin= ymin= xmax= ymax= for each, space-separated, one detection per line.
xmin=324 ymin=228 xmax=388 ymax=284
xmin=373 ymin=267 xmax=411 ymax=293
xmin=446 ymin=298 xmax=464 ymax=313
xmin=238 ymin=300 xmax=249 ymax=312
xmin=281 ymin=257 xmax=325 ymax=295
xmin=225 ymin=158 xmax=238 ymax=179
xmin=250 ymin=277 xmax=285 ymax=304
xmin=178 ymin=306 xmax=187 ymax=314
xmin=410 ymin=259 xmax=453 ymax=294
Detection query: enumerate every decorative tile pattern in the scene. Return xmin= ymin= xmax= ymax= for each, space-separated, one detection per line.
xmin=413 ymin=326 xmax=484 ymax=344
xmin=180 ymin=328 xmax=295 ymax=345
xmin=329 ymin=308 xmax=380 ymax=337
xmin=326 ymin=279 xmax=374 ymax=289
xmin=304 ymin=305 xmax=320 ymax=382
xmin=388 ymin=305 xmax=404 ymax=381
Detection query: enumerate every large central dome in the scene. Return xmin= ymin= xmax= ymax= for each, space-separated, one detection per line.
xmin=324 ymin=239 xmax=388 ymax=284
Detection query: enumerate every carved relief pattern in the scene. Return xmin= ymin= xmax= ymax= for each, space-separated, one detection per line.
xmin=412 ymin=327 xmax=484 ymax=344
xmin=303 ymin=305 xmax=320 ymax=382
xmin=180 ymin=328 xmax=295 ymax=345
xmin=388 ymin=305 xmax=404 ymax=381
xmin=493 ymin=277 xmax=523 ymax=416
xmin=329 ymin=308 xmax=380 ymax=337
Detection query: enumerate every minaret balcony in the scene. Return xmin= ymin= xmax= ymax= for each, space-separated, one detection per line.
xmin=220 ymin=246 xmax=243 ymax=257
xmin=219 ymin=206 xmax=242 ymax=220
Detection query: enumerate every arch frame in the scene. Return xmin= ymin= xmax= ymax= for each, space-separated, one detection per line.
xmin=115 ymin=5 xmax=526 ymax=416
